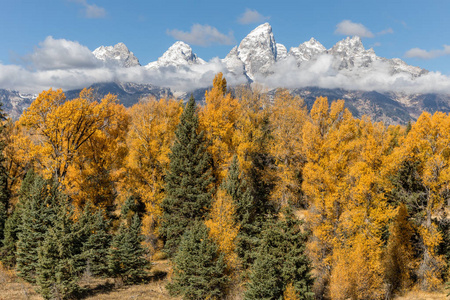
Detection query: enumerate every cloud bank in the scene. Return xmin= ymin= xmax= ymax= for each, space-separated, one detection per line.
xmin=3 ymin=36 xmax=450 ymax=96
xmin=335 ymin=20 xmax=374 ymax=38
xmin=167 ymin=24 xmax=236 ymax=46
xmin=405 ymin=45 xmax=450 ymax=59
xmin=238 ymin=9 xmax=270 ymax=24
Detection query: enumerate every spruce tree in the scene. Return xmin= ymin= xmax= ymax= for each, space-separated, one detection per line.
xmin=244 ymin=208 xmax=314 ymax=300
xmin=1 ymin=170 xmax=36 ymax=267
xmin=222 ymin=155 xmax=276 ymax=269
xmin=81 ymin=209 xmax=111 ymax=277
xmin=160 ymin=95 xmax=214 ymax=255
xmin=108 ymin=214 xmax=148 ymax=284
xmin=167 ymin=221 xmax=229 ymax=300
xmin=16 ymin=176 xmax=60 ymax=283
xmin=36 ymin=201 xmax=83 ymax=300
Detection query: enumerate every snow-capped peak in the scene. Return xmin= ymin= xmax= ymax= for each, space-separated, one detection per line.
xmin=289 ymin=37 xmax=327 ymax=65
xmin=330 ymin=36 xmax=365 ymax=56
xmin=235 ymin=22 xmax=277 ymax=79
xmin=145 ymin=41 xmax=206 ymax=69
xmin=93 ymin=42 xmax=140 ymax=67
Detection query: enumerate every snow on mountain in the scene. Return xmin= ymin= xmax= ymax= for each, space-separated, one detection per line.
xmin=234 ymin=22 xmax=278 ymax=80
xmin=289 ymin=38 xmax=327 ymax=65
xmin=276 ymin=43 xmax=288 ymax=60
xmin=93 ymin=42 xmax=140 ymax=68
xmin=145 ymin=41 xmax=206 ymax=69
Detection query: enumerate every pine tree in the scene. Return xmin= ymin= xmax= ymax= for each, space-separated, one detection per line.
xmin=167 ymin=221 xmax=229 ymax=300
xmin=108 ymin=214 xmax=149 ymax=284
xmin=244 ymin=209 xmax=314 ymax=300
xmin=160 ymin=95 xmax=214 ymax=255
xmin=36 ymin=201 xmax=83 ymax=300
xmin=1 ymin=170 xmax=35 ymax=267
xmin=16 ymin=176 xmax=60 ymax=283
xmin=81 ymin=209 xmax=111 ymax=277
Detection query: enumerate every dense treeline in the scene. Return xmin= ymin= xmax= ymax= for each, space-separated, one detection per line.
xmin=1 ymin=72 xmax=450 ymax=299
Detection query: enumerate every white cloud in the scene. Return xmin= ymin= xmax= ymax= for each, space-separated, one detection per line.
xmin=253 ymin=54 xmax=450 ymax=95
xmin=378 ymin=28 xmax=394 ymax=35
xmin=24 ymin=36 xmax=100 ymax=70
xmin=167 ymin=24 xmax=236 ymax=46
xmin=5 ymin=37 xmax=450 ymax=97
xmin=70 ymin=0 xmax=106 ymax=18
xmin=335 ymin=20 xmax=374 ymax=38
xmin=238 ymin=9 xmax=270 ymax=25
xmin=405 ymin=45 xmax=450 ymax=59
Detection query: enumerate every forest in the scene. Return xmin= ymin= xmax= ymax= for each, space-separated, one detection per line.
xmin=1 ymin=72 xmax=450 ymax=300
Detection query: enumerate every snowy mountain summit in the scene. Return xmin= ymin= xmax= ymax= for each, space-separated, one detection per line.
xmin=145 ymin=41 xmax=206 ymax=69
xmin=93 ymin=42 xmax=140 ymax=68
xmin=93 ymin=23 xmax=427 ymax=85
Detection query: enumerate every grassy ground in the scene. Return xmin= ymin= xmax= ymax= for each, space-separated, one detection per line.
xmin=0 ymin=259 xmax=177 ymax=300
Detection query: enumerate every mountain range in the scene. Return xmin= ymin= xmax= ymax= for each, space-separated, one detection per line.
xmin=1 ymin=23 xmax=448 ymax=124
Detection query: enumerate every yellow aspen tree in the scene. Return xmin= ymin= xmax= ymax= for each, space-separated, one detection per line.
xmin=66 ymin=96 xmax=129 ymax=210
xmin=18 ymin=88 xmax=128 ymax=210
xmin=269 ymin=89 xmax=307 ymax=206
xmin=122 ymin=97 xmax=182 ymax=236
xmin=400 ymin=111 xmax=450 ymax=290
xmin=204 ymin=189 xmax=240 ymax=270
xmin=302 ymin=97 xmax=355 ymax=297
xmin=199 ymin=73 xmax=241 ymax=182
xmin=233 ymin=85 xmax=272 ymax=172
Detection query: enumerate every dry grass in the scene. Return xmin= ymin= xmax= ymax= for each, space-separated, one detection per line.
xmin=393 ymin=287 xmax=447 ymax=300
xmin=0 ymin=260 xmax=177 ymax=300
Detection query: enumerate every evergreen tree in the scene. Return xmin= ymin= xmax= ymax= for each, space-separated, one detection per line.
xmin=36 ymin=201 xmax=83 ymax=300
xmin=1 ymin=170 xmax=36 ymax=267
xmin=160 ymin=95 xmax=214 ymax=255
xmin=82 ymin=208 xmax=111 ymax=277
xmin=16 ymin=176 xmax=60 ymax=283
xmin=221 ymin=154 xmax=276 ymax=269
xmin=108 ymin=214 xmax=149 ymax=284
xmin=167 ymin=221 xmax=229 ymax=300
xmin=244 ymin=209 xmax=314 ymax=300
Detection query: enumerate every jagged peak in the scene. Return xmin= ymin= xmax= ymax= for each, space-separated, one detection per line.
xmin=332 ymin=36 xmax=365 ymax=52
xmin=93 ymin=42 xmax=140 ymax=67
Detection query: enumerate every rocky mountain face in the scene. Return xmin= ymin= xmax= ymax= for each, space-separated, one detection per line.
xmin=93 ymin=42 xmax=140 ymax=68
xmin=2 ymin=23 xmax=449 ymax=125
xmin=0 ymin=89 xmax=36 ymax=119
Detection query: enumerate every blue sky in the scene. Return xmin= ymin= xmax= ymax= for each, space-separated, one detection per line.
xmin=2 ymin=0 xmax=450 ymax=94
xmin=2 ymin=0 xmax=450 ymax=72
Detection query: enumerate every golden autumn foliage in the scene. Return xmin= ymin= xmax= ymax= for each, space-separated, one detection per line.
xmin=269 ymin=89 xmax=307 ymax=206
xmin=204 ymin=189 xmax=240 ymax=270
xmin=17 ymin=88 xmax=129 ymax=210
xmin=122 ymin=97 xmax=182 ymax=236
xmin=200 ymin=73 xmax=241 ymax=182
xmin=6 ymin=73 xmax=450 ymax=299
xmin=283 ymin=282 xmax=300 ymax=300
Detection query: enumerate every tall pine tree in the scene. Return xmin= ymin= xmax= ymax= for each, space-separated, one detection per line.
xmin=244 ymin=208 xmax=314 ymax=300
xmin=1 ymin=169 xmax=36 ymax=267
xmin=108 ymin=214 xmax=149 ymax=285
xmin=167 ymin=221 xmax=229 ymax=300
xmin=16 ymin=175 xmax=61 ymax=283
xmin=160 ymin=95 xmax=214 ymax=255
xmin=36 ymin=200 xmax=83 ymax=300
